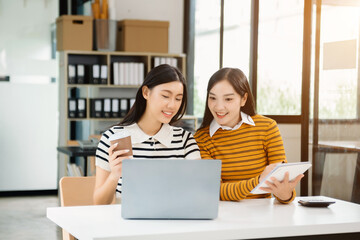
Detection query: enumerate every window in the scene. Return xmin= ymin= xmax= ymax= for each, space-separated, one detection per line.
xmin=192 ymin=0 xmax=304 ymax=120
xmin=193 ymin=0 xmax=221 ymax=117
xmin=317 ymin=5 xmax=359 ymax=119
xmin=190 ymin=0 xmax=359 ymax=120
xmin=257 ymin=0 xmax=304 ymax=115
xmin=222 ymin=0 xmax=251 ymax=77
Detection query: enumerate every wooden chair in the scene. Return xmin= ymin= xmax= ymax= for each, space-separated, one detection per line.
xmin=59 ymin=176 xmax=96 ymax=240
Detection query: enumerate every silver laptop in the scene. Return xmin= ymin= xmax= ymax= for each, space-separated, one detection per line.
xmin=121 ymin=159 xmax=221 ymax=219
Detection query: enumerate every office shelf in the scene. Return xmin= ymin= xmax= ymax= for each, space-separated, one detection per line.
xmin=58 ymin=50 xmax=188 ymax=177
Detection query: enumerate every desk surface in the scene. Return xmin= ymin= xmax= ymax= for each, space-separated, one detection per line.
xmin=47 ymin=197 xmax=360 ymax=240
xmin=57 ymin=146 xmax=97 ymax=157
xmin=317 ymin=141 xmax=360 ymax=152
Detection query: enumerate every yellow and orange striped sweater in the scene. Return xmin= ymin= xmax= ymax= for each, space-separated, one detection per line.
xmin=194 ymin=114 xmax=295 ymax=204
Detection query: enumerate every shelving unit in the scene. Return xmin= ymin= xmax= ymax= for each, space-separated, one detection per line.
xmin=58 ymin=50 xmax=188 ymax=178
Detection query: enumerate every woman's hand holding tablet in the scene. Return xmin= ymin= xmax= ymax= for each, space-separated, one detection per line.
xmin=251 ymin=162 xmax=312 ymax=195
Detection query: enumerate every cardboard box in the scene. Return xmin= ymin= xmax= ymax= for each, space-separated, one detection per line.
xmin=116 ymin=20 xmax=169 ymax=53
xmin=56 ymin=15 xmax=93 ymax=51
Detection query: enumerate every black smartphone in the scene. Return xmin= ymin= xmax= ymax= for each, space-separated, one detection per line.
xmin=298 ymin=199 xmax=335 ymax=207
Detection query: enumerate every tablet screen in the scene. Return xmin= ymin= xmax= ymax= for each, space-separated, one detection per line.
xmin=251 ymin=162 xmax=312 ymax=194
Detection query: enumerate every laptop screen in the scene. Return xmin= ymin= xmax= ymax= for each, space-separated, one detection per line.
xmin=121 ymin=159 xmax=221 ymax=219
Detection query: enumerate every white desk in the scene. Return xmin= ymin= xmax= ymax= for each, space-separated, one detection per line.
xmin=47 ymin=197 xmax=360 ymax=240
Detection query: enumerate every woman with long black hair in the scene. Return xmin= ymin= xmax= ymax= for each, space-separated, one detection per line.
xmin=94 ymin=64 xmax=200 ymax=205
xmin=194 ymin=68 xmax=302 ymax=204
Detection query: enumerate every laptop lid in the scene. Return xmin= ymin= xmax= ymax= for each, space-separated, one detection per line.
xmin=121 ymin=159 xmax=221 ymax=219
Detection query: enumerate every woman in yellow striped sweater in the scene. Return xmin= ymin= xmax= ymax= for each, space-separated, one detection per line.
xmin=194 ymin=68 xmax=303 ymax=204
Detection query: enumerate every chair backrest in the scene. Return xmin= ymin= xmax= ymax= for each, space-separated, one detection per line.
xmin=59 ymin=176 xmax=96 ymax=207
xmin=59 ymin=176 xmax=96 ymax=240
xmin=88 ymin=135 xmax=101 ymax=176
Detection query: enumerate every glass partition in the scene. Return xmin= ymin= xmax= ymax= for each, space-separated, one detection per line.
xmin=222 ymin=0 xmax=251 ymax=77
xmin=310 ymin=1 xmax=360 ymax=203
xmin=257 ymin=0 xmax=304 ymax=115
xmin=193 ymin=0 xmax=221 ymax=117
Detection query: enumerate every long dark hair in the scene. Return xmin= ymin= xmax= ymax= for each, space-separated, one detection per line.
xmin=119 ymin=64 xmax=187 ymax=126
xmin=199 ymin=68 xmax=256 ymax=129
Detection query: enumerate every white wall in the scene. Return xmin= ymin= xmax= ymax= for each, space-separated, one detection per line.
xmin=113 ymin=0 xmax=184 ymax=53
xmin=0 ymin=0 xmax=58 ymax=191
xmin=0 ymin=84 xmax=58 ymax=190
xmin=278 ymin=124 xmax=301 ymax=164
xmin=0 ymin=0 xmax=58 ymax=82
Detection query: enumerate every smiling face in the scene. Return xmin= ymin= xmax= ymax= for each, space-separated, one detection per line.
xmin=142 ymin=81 xmax=184 ymax=125
xmin=208 ymin=79 xmax=248 ymax=128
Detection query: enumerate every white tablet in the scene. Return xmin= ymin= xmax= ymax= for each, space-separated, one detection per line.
xmin=251 ymin=162 xmax=312 ymax=194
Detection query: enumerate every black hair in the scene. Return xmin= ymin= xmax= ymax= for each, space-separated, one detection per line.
xmin=119 ymin=64 xmax=187 ymax=126
xmin=199 ymin=67 xmax=256 ymax=129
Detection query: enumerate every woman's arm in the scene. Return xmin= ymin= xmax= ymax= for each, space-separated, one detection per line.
xmin=93 ymin=167 xmax=118 ymax=205
xmin=260 ymin=172 xmax=301 ymax=203
xmin=263 ymin=120 xmax=299 ymax=203
xmin=219 ymin=177 xmax=260 ymax=201
xmin=93 ymin=142 xmax=131 ymax=205
xmin=196 ymin=141 xmax=259 ymax=201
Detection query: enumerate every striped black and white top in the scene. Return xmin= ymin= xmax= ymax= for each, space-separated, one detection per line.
xmin=95 ymin=123 xmax=201 ymax=198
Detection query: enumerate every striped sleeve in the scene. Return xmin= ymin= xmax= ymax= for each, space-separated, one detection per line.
xmin=195 ymin=129 xmax=260 ymax=201
xmin=95 ymin=129 xmax=112 ymax=172
xmin=183 ymin=131 xmax=201 ymax=159
xmin=219 ymin=176 xmax=260 ymax=201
